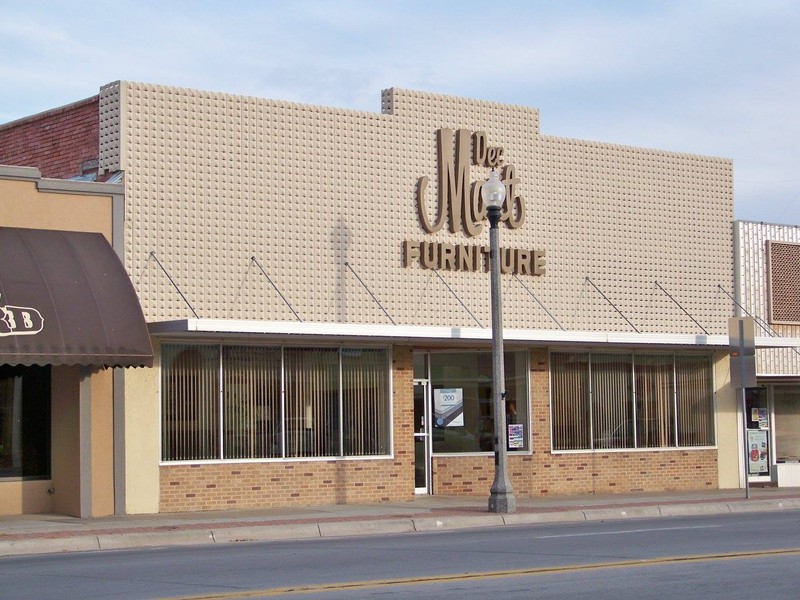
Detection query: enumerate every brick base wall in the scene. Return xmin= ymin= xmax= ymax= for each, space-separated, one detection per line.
xmin=433 ymin=449 xmax=718 ymax=498
xmin=160 ymin=459 xmax=411 ymax=511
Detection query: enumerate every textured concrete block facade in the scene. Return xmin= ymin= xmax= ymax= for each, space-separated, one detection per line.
xmin=102 ymin=82 xmax=733 ymax=335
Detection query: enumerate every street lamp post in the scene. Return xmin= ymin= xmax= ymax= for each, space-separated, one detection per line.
xmin=482 ymin=168 xmax=516 ymax=514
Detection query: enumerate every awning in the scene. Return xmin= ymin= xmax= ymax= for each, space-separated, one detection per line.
xmin=0 ymin=227 xmax=153 ymax=367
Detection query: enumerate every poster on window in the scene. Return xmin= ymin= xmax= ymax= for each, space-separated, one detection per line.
xmin=508 ymin=424 xmax=525 ymax=449
xmin=434 ymin=388 xmax=463 ymax=427
xmin=758 ymin=408 xmax=769 ymax=430
xmin=747 ymin=429 xmax=769 ymax=475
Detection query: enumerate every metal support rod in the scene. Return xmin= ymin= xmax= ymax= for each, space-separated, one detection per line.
xmin=149 ymin=251 xmax=198 ymax=318
xmin=251 ymin=257 xmax=302 ymax=322
xmin=719 ymin=284 xmax=781 ymax=336
xmin=487 ymin=205 xmax=515 ymax=514
xmin=513 ymin=274 xmax=564 ymax=330
xmin=655 ymin=281 xmax=709 ymax=334
xmin=585 ymin=277 xmax=640 ymax=333
xmin=718 ymin=284 xmax=800 ymax=356
xmin=432 ymin=269 xmax=484 ymax=328
xmin=344 ymin=261 xmax=396 ymax=325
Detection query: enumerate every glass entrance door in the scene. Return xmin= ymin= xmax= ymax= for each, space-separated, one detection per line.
xmin=745 ymin=387 xmax=770 ymax=480
xmin=414 ymin=380 xmax=431 ymax=494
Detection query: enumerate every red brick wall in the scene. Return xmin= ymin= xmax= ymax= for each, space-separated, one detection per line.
xmin=432 ymin=348 xmax=719 ymax=497
xmin=0 ymin=97 xmax=99 ymax=179
xmin=159 ymin=346 xmax=416 ymax=512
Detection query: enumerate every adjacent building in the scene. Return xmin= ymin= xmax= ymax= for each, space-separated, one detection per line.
xmin=0 ymin=165 xmax=152 ymax=516
xmin=734 ymin=221 xmax=800 ymax=486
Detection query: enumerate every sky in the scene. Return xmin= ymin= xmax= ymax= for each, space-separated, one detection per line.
xmin=1 ymin=0 xmax=798 ymax=224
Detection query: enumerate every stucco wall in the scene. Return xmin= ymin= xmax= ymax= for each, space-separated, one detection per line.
xmin=715 ymin=350 xmax=741 ymax=488
xmin=0 ymin=167 xmax=122 ymax=516
xmin=0 ymin=175 xmax=112 ymax=237
xmin=122 ymin=345 xmax=162 ymax=514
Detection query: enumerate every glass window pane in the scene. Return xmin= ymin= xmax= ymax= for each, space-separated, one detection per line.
xmin=635 ymin=355 xmax=675 ymax=448
xmin=505 ymin=351 xmax=529 ymax=451
xmin=284 ymin=348 xmax=340 ymax=458
xmin=161 ymin=344 xmax=220 ymax=461
xmin=430 ymin=351 xmax=528 ymax=454
xmin=222 ymin=346 xmax=281 ymax=459
xmin=774 ymin=386 xmax=800 ymax=462
xmin=675 ymin=355 xmax=714 ymax=447
xmin=592 ymin=354 xmax=633 ymax=449
xmin=413 ymin=352 xmax=427 ymax=380
xmin=342 ymin=348 xmax=390 ymax=456
xmin=551 ymin=353 xmax=591 ymax=450
xmin=0 ymin=365 xmax=50 ymax=478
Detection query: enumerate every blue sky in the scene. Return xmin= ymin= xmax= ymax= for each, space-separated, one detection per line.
xmin=1 ymin=0 xmax=798 ymax=224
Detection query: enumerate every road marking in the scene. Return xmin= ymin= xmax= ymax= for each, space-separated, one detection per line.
xmin=167 ymin=547 xmax=800 ymax=599
xmin=533 ymin=524 xmax=720 ymax=538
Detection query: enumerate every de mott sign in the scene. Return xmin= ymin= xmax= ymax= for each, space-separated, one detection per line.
xmin=404 ymin=128 xmax=545 ymax=276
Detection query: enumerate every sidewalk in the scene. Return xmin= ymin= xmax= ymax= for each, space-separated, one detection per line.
xmin=2 ymin=487 xmax=800 ymax=558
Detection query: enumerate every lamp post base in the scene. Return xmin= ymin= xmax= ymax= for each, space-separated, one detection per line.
xmin=488 ymin=490 xmax=517 ymax=514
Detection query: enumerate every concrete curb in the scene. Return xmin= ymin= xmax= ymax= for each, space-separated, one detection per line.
xmin=412 ymin=515 xmax=505 ymax=532
xmin=213 ymin=523 xmax=322 ymax=543
xmin=726 ymin=498 xmax=800 ymax=512
xmin=97 ymin=530 xmax=215 ymax=550
xmin=0 ymin=535 xmax=101 ymax=557
xmin=584 ymin=506 xmax=662 ymax=521
xmin=2 ymin=499 xmax=800 ymax=558
xmin=658 ymin=502 xmax=731 ymax=517
xmin=318 ymin=518 xmax=415 ymax=537
xmin=503 ymin=510 xmax=588 ymax=525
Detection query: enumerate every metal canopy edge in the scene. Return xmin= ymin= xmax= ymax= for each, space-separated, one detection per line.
xmin=147 ymin=318 xmax=788 ymax=350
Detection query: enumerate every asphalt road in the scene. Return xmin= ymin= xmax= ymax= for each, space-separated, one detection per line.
xmin=1 ymin=510 xmax=799 ymax=599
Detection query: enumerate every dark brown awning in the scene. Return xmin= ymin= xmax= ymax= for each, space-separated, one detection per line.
xmin=0 ymin=227 xmax=153 ymax=367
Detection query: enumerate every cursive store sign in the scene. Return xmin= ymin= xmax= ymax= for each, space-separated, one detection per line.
xmin=404 ymin=128 xmax=545 ymax=275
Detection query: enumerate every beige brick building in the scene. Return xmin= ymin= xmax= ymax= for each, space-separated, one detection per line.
xmin=3 ymin=82 xmax=760 ymax=514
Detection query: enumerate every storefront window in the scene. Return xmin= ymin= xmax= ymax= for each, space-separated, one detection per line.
xmin=223 ymin=346 xmax=281 ymax=459
xmin=591 ymin=354 xmax=633 ymax=449
xmin=284 ymin=348 xmax=340 ymax=458
xmin=551 ymin=352 xmax=714 ymax=451
xmin=675 ymin=355 xmax=715 ymax=447
xmin=774 ymin=386 xmax=800 ymax=463
xmin=161 ymin=345 xmax=220 ymax=461
xmin=342 ymin=349 xmax=390 ymax=456
xmin=429 ymin=351 xmax=529 ymax=453
xmin=635 ymin=355 xmax=675 ymax=448
xmin=161 ymin=344 xmax=390 ymax=462
xmin=0 ymin=365 xmax=51 ymax=478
